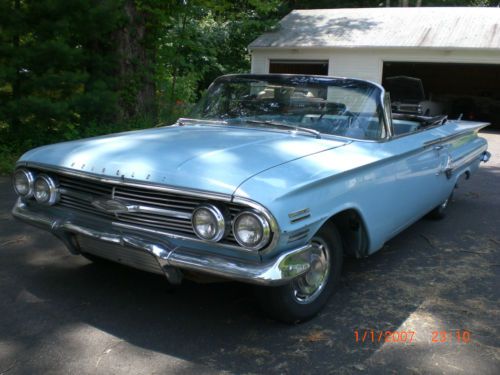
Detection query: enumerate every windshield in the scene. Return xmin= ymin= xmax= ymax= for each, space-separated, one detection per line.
xmin=190 ymin=75 xmax=386 ymax=140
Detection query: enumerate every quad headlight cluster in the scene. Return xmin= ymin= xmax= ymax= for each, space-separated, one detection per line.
xmin=13 ymin=169 xmax=60 ymax=205
xmin=191 ymin=203 xmax=271 ymax=250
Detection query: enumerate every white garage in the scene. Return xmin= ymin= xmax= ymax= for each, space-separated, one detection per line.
xmin=249 ymin=7 xmax=500 ymax=126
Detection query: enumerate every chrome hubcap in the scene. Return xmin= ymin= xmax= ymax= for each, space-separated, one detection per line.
xmin=292 ymin=237 xmax=330 ymax=304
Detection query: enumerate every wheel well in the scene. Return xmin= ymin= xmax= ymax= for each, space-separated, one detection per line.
xmin=454 ymin=169 xmax=471 ymax=188
xmin=324 ymin=209 xmax=369 ymax=258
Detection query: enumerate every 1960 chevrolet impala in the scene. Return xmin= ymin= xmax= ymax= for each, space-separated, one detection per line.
xmin=12 ymin=74 xmax=491 ymax=322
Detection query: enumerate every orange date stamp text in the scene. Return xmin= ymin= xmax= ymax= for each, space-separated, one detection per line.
xmin=354 ymin=330 xmax=471 ymax=344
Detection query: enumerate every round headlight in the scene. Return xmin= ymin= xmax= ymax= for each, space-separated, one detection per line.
xmin=233 ymin=211 xmax=271 ymax=250
xmin=33 ymin=175 xmax=59 ymax=205
xmin=13 ymin=169 xmax=35 ymax=197
xmin=192 ymin=204 xmax=227 ymax=241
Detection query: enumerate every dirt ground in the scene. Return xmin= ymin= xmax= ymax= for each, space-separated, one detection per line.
xmin=0 ymin=132 xmax=499 ymax=375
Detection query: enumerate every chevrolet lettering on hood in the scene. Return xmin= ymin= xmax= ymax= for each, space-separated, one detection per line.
xmin=11 ymin=74 xmax=490 ymax=323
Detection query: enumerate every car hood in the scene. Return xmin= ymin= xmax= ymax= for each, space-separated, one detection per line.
xmin=19 ymin=124 xmax=347 ymax=195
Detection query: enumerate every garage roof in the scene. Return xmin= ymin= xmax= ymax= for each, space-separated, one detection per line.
xmin=249 ymin=7 xmax=500 ymax=50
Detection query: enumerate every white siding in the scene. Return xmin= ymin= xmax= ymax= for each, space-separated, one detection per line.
xmin=250 ymin=48 xmax=500 ymax=83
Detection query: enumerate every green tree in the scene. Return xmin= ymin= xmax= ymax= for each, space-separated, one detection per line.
xmin=153 ymin=0 xmax=281 ymax=122
xmin=0 ymin=0 xmax=123 ymax=148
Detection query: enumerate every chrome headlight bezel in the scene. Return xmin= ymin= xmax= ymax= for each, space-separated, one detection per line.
xmin=33 ymin=174 xmax=60 ymax=205
xmin=232 ymin=210 xmax=271 ymax=250
xmin=13 ymin=169 xmax=35 ymax=198
xmin=191 ymin=203 xmax=229 ymax=242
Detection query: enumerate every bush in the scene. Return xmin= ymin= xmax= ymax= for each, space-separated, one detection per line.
xmin=0 ymin=145 xmax=21 ymax=175
xmin=0 ymin=114 xmax=160 ymax=175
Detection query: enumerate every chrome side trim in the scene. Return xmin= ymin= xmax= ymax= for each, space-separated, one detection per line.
xmin=448 ymin=147 xmax=489 ymax=176
xmin=422 ymin=129 xmax=476 ymax=148
xmin=288 ymin=228 xmax=310 ymax=243
xmin=288 ymin=208 xmax=311 ymax=223
xmin=391 ymin=119 xmax=490 ymax=142
xmin=12 ymin=199 xmax=310 ymax=286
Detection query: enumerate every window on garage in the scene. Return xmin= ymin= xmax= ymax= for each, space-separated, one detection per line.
xmin=269 ymin=60 xmax=329 ymax=75
xmin=383 ymin=62 xmax=500 ymax=129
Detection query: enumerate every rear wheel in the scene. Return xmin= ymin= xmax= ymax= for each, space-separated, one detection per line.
xmin=256 ymin=224 xmax=343 ymax=323
xmin=428 ymin=192 xmax=453 ymax=220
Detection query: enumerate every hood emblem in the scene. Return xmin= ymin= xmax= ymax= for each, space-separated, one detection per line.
xmin=91 ymin=198 xmax=133 ymax=214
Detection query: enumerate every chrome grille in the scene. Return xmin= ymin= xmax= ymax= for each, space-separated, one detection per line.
xmin=52 ymin=173 xmax=243 ymax=246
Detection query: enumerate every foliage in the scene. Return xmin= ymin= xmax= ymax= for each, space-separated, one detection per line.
xmin=153 ymin=0 xmax=281 ymax=123
xmin=0 ymin=0 xmax=123 ymax=149
xmin=0 ymin=144 xmax=19 ymax=174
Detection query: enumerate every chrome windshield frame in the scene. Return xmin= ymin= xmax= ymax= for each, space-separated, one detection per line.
xmin=192 ymin=73 xmax=390 ymax=142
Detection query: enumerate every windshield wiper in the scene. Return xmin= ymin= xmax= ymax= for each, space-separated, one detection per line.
xmin=176 ymin=118 xmax=322 ymax=139
xmin=244 ymin=120 xmax=321 ymax=139
xmin=176 ymin=117 xmax=228 ymax=126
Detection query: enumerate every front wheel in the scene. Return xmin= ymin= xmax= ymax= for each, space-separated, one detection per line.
xmin=255 ymin=224 xmax=343 ymax=323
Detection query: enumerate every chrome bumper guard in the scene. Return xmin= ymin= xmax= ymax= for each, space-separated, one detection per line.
xmin=12 ymin=199 xmax=311 ymax=286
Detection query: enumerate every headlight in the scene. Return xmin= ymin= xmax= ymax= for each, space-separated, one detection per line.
xmin=33 ymin=174 xmax=59 ymax=205
xmin=233 ymin=211 xmax=271 ymax=250
xmin=192 ymin=204 xmax=228 ymax=241
xmin=13 ymin=169 xmax=35 ymax=197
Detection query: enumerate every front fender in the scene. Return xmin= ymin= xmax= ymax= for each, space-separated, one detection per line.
xmin=234 ymin=146 xmax=385 ymax=259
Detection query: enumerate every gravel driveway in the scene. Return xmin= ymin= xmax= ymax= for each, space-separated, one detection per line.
xmin=0 ymin=132 xmax=499 ymax=375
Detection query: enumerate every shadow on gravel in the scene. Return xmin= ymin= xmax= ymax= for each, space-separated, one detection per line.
xmin=0 ymin=166 xmax=499 ymax=374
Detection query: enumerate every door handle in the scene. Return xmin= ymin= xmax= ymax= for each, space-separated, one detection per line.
xmin=434 ymin=145 xmax=444 ymax=151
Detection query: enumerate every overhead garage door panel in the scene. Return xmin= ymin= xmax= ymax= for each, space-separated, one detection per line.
xmin=269 ymin=60 xmax=329 ymax=75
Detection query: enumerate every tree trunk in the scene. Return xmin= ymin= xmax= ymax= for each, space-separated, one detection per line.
xmin=10 ymin=0 xmax=21 ymax=137
xmin=114 ymin=0 xmax=156 ymax=122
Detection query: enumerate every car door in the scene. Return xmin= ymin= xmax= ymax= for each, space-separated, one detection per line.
xmin=381 ymin=101 xmax=453 ymax=235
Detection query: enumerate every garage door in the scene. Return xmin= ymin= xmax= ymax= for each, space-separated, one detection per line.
xmin=383 ymin=62 xmax=500 ymax=129
xmin=269 ymin=60 xmax=329 ymax=75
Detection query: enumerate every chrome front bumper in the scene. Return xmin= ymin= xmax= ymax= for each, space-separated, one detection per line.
xmin=12 ymin=199 xmax=312 ymax=286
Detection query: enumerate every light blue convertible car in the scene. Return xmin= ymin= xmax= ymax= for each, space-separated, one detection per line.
xmin=12 ymin=74 xmax=491 ymax=322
